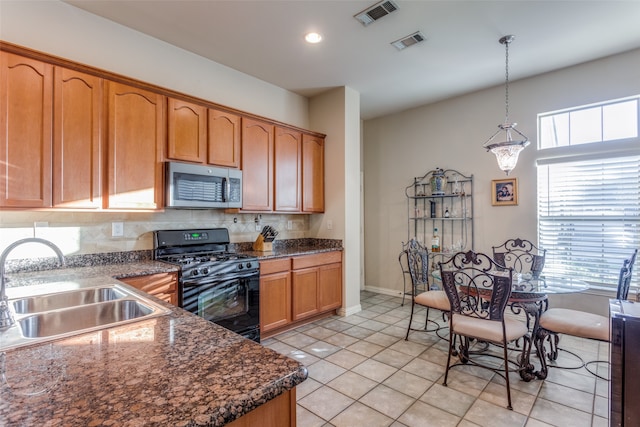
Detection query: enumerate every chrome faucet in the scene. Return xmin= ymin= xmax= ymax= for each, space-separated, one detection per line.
xmin=0 ymin=238 xmax=66 ymax=329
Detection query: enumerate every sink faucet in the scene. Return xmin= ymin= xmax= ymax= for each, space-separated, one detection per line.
xmin=0 ymin=238 xmax=66 ymax=329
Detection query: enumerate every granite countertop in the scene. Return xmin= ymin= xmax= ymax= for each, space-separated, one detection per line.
xmin=0 ymin=268 xmax=307 ymax=426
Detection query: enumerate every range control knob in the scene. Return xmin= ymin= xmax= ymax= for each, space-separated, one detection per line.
xmin=238 ymin=263 xmax=244 ymax=270
xmin=246 ymin=262 xmax=253 ymax=269
xmin=202 ymin=268 xmax=209 ymax=275
xmin=191 ymin=269 xmax=199 ymax=276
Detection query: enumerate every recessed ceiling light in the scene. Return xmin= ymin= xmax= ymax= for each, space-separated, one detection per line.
xmin=305 ymin=32 xmax=322 ymax=44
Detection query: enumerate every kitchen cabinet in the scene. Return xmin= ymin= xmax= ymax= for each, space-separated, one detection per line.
xmin=292 ymin=251 xmax=342 ymax=322
xmin=259 ymin=258 xmax=292 ymax=333
xmin=53 ymin=67 xmax=104 ymax=208
xmin=0 ymin=52 xmax=53 ymax=208
xmin=119 ymin=271 xmax=178 ymax=305
xmin=274 ymin=126 xmax=302 ymax=212
xmin=241 ymin=117 xmax=274 ymax=211
xmin=302 ymin=133 xmax=325 ymax=213
xmin=166 ymin=98 xmax=207 ymax=163
xmin=226 ymin=388 xmax=296 ymax=427
xmin=208 ymin=109 xmax=241 ymax=168
xmin=260 ymin=251 xmax=342 ymax=337
xmin=106 ymin=81 xmax=165 ymax=210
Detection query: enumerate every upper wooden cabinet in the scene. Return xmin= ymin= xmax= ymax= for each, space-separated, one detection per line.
xmin=241 ymin=117 xmax=274 ymax=211
xmin=302 ymin=134 xmax=325 ymax=213
xmin=167 ymin=98 xmax=207 ymax=163
xmin=0 ymin=52 xmax=53 ymax=208
xmin=274 ymin=127 xmax=302 ymax=212
xmin=53 ymin=67 xmax=104 ymax=209
xmin=208 ymin=109 xmax=241 ymax=168
xmin=107 ymin=81 xmax=165 ymax=210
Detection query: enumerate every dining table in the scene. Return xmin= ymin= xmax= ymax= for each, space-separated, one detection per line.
xmin=433 ymin=270 xmax=590 ymax=381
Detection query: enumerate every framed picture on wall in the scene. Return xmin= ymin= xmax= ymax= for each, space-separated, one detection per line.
xmin=491 ymin=178 xmax=518 ymax=206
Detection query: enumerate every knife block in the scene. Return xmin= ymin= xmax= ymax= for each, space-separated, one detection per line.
xmin=252 ymin=234 xmax=273 ymax=252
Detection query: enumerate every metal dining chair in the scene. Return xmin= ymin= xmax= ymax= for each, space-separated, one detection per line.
xmin=492 ymin=238 xmax=546 ymax=279
xmin=439 ymin=250 xmax=531 ymax=410
xmin=403 ymin=239 xmax=450 ymax=340
xmin=535 ymin=249 xmax=638 ymax=379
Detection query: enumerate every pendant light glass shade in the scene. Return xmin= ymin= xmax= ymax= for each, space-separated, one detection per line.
xmin=483 ymin=35 xmax=529 ymax=175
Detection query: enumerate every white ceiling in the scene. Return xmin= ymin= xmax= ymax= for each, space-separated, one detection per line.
xmin=64 ymin=0 xmax=640 ymax=120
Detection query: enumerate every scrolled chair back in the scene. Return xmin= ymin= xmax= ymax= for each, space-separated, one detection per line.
xmin=492 ymin=238 xmax=546 ymax=279
xmin=439 ymin=250 xmax=513 ymax=321
xmin=403 ymin=239 xmax=429 ymax=287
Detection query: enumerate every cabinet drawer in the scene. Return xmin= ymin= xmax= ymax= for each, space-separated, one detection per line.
xmin=292 ymin=251 xmax=341 ymax=270
xmin=260 ymin=258 xmax=291 ymax=275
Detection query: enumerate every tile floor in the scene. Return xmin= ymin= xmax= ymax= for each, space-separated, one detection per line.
xmin=262 ymin=290 xmax=610 ymax=427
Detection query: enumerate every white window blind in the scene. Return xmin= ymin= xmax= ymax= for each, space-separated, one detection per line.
xmin=538 ymin=155 xmax=640 ymax=289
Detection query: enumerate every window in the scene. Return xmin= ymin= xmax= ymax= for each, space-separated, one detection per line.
xmin=537 ymin=96 xmax=640 ymax=290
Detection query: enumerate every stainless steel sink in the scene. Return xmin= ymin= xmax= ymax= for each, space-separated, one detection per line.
xmin=0 ymin=279 xmax=171 ymax=351
xmin=12 ymin=287 xmax=127 ymax=314
xmin=18 ymin=299 xmax=154 ymax=338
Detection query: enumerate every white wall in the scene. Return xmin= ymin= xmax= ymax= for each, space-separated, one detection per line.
xmin=363 ymin=48 xmax=640 ymax=299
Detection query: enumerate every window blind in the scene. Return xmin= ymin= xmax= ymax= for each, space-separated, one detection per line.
xmin=537 ymin=155 xmax=640 ymax=289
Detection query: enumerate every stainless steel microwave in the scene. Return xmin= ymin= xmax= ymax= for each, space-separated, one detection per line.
xmin=166 ymin=161 xmax=242 ymax=209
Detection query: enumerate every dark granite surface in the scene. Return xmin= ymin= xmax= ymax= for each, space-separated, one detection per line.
xmin=0 ymin=242 xmax=332 ymax=426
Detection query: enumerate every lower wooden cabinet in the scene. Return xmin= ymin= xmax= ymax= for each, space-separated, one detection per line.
xmin=227 ymin=388 xmax=296 ymax=427
xmin=260 ymin=251 xmax=342 ymax=337
xmin=119 ymin=272 xmax=179 ymax=306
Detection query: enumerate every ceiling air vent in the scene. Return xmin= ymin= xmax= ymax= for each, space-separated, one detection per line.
xmin=354 ymin=0 xmax=399 ymax=26
xmin=391 ymin=31 xmax=426 ymax=51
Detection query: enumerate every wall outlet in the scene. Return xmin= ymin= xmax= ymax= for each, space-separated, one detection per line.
xmin=287 ymin=220 xmax=293 ymax=230
xmin=327 ymin=220 xmax=333 ymax=230
xmin=111 ymin=222 xmax=124 ymax=237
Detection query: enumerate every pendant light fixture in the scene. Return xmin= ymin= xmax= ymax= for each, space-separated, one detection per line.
xmin=483 ymin=35 xmax=529 ymax=175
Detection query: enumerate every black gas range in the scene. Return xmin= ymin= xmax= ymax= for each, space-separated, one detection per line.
xmin=153 ymin=228 xmax=260 ymax=342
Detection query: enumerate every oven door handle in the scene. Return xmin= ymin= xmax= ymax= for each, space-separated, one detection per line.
xmin=181 ymin=274 xmax=256 ymax=288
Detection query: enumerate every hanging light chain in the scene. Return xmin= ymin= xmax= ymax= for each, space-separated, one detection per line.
xmin=504 ymin=37 xmax=510 ymax=122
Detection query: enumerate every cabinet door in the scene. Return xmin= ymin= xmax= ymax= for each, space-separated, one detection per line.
xmin=53 ymin=67 xmax=103 ymax=208
xmin=260 ymin=271 xmax=292 ymax=333
xmin=0 ymin=52 xmax=53 ymax=208
xmin=302 ymin=134 xmax=324 ymax=212
xmin=292 ymin=267 xmax=319 ymax=321
xmin=167 ymin=98 xmax=207 ymax=163
xmin=107 ymin=81 xmax=165 ymax=210
xmin=119 ymin=272 xmax=178 ymax=306
xmin=318 ymin=262 xmax=342 ymax=312
xmin=208 ymin=109 xmax=241 ymax=168
xmin=241 ymin=117 xmax=274 ymax=211
xmin=274 ymin=127 xmax=301 ymax=212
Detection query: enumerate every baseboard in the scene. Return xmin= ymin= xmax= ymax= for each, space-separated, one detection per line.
xmin=363 ymin=285 xmax=403 ymax=298
xmin=337 ymin=304 xmax=362 ymax=317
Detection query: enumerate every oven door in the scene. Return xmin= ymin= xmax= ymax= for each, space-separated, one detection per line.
xmin=181 ymin=274 xmax=259 ymax=337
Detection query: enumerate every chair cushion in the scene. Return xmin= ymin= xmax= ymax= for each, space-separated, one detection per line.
xmin=415 ymin=290 xmax=450 ymax=311
xmin=539 ymin=308 xmax=609 ymax=342
xmin=452 ymin=314 xmax=528 ymax=343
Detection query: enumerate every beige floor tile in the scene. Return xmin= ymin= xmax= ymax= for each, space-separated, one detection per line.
xmin=347 ymin=340 xmax=385 ymax=357
xmin=297 ymin=405 xmax=328 ymax=427
xmin=360 ymin=319 xmax=392 ymax=332
xmin=457 ymin=420 xmax=481 ymax=427
xmin=302 ymin=340 xmax=343 ymax=358
xmin=325 ymin=349 xmax=368 ymax=370
xmin=593 ymin=395 xmax=607 ymax=419
xmin=543 ymin=367 xmax=596 ymax=394
xmin=279 ymin=332 xmax=318 ymax=348
xmin=287 ymin=349 xmax=321 ymax=366
xmin=364 ymin=332 xmax=402 ymax=348
xmin=397 ymin=400 xmax=460 ymax=427
xmin=352 ymin=358 xmax=398 ymax=382
xmin=307 ymin=359 xmax=347 ymax=384
xmin=296 ymin=377 xmax=323 ymax=399
xmin=304 ymin=326 xmax=340 ymax=340
xmin=417 ymin=345 xmax=449 ymax=366
xmin=324 ymin=332 xmax=360 ymax=348
xmin=372 ymin=348 xmax=415 ymax=369
xmin=341 ymin=315 xmax=369 ymax=325
xmin=443 ymin=370 xmax=490 ymax=398
xmin=381 ymin=325 xmax=412 ymax=338
xmin=359 ymin=384 xmax=416 ymax=419
xmin=538 ymin=380 xmax=594 ymax=413
xmin=463 ymin=399 xmax=527 ymax=427
xmin=401 ymin=357 xmax=445 ymax=382
xmin=298 ymin=386 xmax=354 ymax=421
xmin=389 ymin=339 xmax=430 ymax=357
xmin=478 ymin=381 xmax=535 ymax=415
xmin=524 ymin=419 xmax=554 ymax=427
xmin=327 ymin=371 xmax=378 ymax=400
xmin=592 ymin=415 xmax=608 ymax=427
xmin=529 ymin=397 xmax=592 ymax=426
xmin=383 ymin=370 xmax=433 ymax=399
xmin=420 ymin=383 xmax=476 ymax=417
xmin=374 ymin=313 xmax=406 ymax=324
xmin=343 ymin=325 xmax=377 ymax=339
xmin=330 ymin=402 xmax=394 ymax=427
xmin=322 ymin=319 xmax=357 ymax=332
